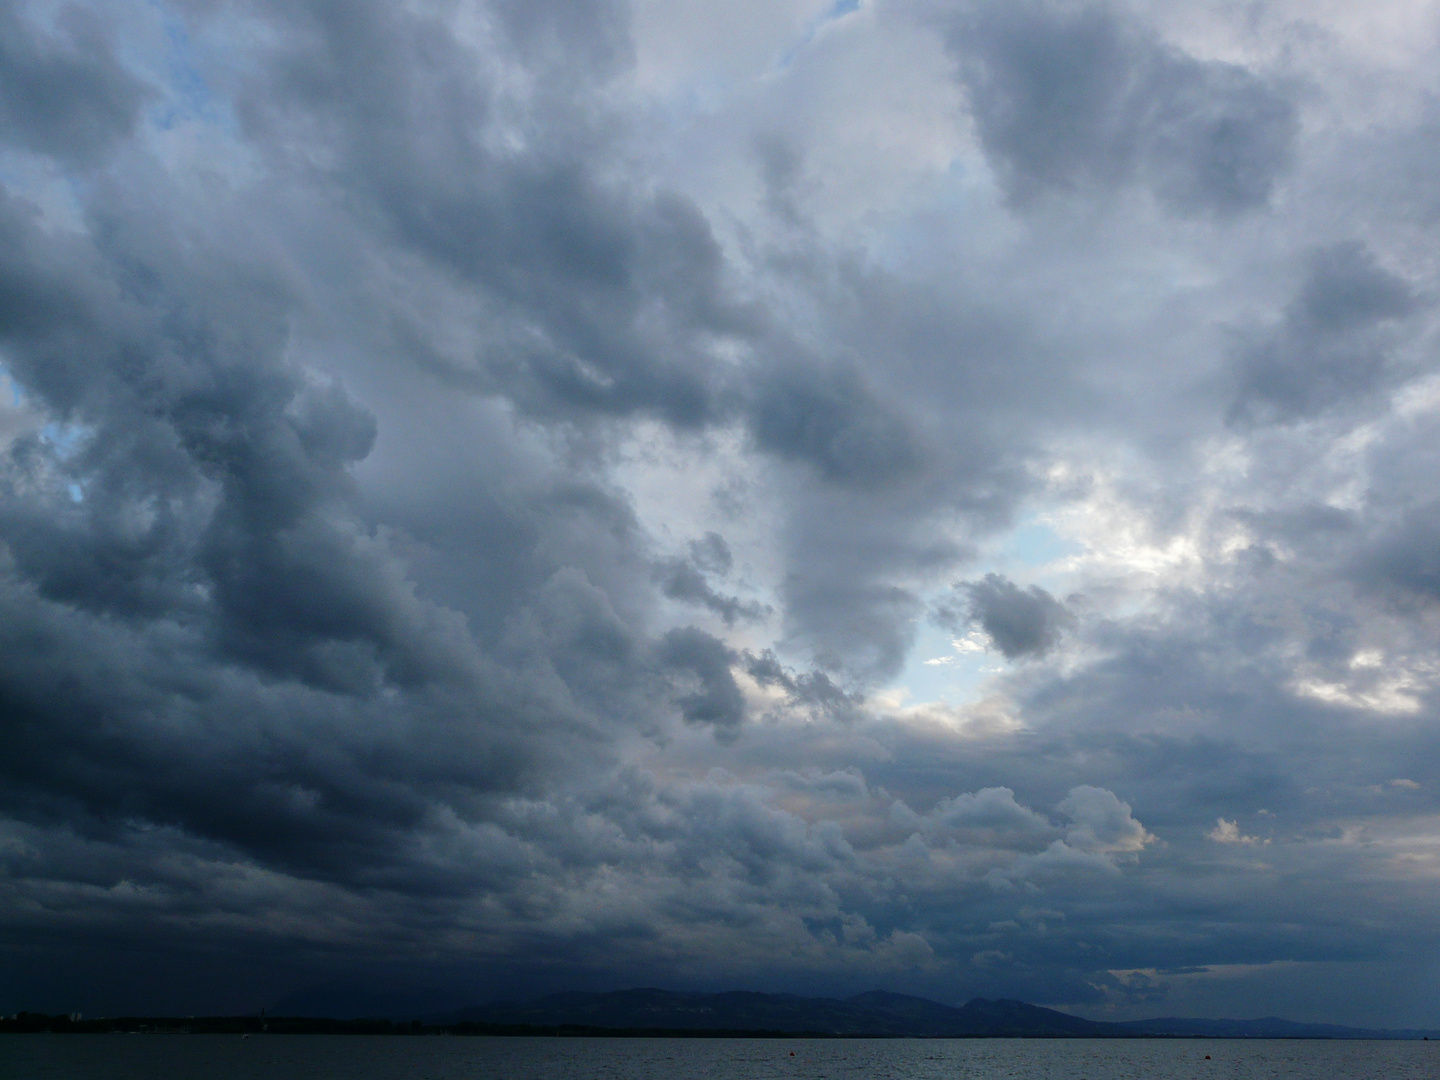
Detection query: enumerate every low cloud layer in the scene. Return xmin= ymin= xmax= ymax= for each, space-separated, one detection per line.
xmin=2 ymin=0 xmax=1440 ymax=1029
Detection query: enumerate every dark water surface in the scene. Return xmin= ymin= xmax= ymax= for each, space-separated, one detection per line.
xmin=3 ymin=1035 xmax=1436 ymax=1080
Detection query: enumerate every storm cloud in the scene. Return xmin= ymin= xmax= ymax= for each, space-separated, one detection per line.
xmin=2 ymin=0 xmax=1440 ymax=1031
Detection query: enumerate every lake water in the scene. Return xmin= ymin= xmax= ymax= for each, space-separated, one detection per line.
xmin=3 ymin=1035 xmax=1436 ymax=1080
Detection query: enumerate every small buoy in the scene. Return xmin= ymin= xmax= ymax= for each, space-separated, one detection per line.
xmin=789 ymin=1051 xmax=795 ymax=1056
xmin=1204 ymin=1055 xmax=1210 ymax=1060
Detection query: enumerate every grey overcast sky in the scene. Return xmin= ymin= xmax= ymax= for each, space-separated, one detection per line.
xmin=3 ymin=0 xmax=1440 ymax=1027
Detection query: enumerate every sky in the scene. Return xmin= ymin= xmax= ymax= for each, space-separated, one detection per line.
xmin=2 ymin=0 xmax=1440 ymax=1029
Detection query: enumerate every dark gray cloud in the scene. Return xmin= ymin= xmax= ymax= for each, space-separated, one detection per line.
xmin=1351 ymin=500 xmax=1440 ymax=607
xmin=939 ymin=0 xmax=1297 ymax=214
xmin=230 ymin=0 xmax=748 ymax=434
xmin=0 ymin=0 xmax=1439 ymax=1031
xmin=656 ymin=532 xmax=768 ymax=626
xmin=689 ymin=532 xmax=733 ymax=576
xmin=1228 ymin=241 xmax=1420 ymax=425
xmin=934 ymin=573 xmax=1073 ymax=659
xmin=655 ymin=626 xmax=746 ymax=733
xmin=658 ymin=557 xmax=764 ymax=624
xmin=748 ymin=357 xmax=923 ymax=488
xmin=744 ymin=649 xmax=865 ymax=724
xmin=0 ymin=5 xmax=149 ymax=167
xmin=784 ymin=575 xmax=925 ymax=681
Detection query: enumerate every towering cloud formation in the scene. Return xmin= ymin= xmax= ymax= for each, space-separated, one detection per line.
xmin=1 ymin=0 xmax=1439 ymax=1029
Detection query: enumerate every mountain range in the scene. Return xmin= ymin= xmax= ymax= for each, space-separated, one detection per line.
xmin=426 ymin=988 xmax=1439 ymax=1039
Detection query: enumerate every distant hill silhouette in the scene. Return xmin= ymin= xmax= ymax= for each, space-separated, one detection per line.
xmin=27 ymin=988 xmax=1432 ymax=1039
xmin=441 ymin=988 xmax=1105 ymax=1037
xmin=436 ymin=987 xmax=1440 ymax=1039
